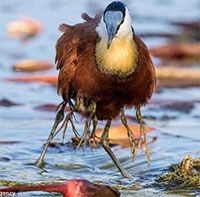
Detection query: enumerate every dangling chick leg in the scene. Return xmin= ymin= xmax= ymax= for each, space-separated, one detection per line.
xmin=88 ymin=115 xmax=99 ymax=149
xmin=60 ymin=98 xmax=80 ymax=142
xmin=91 ymin=115 xmax=98 ymax=138
xmin=101 ymin=120 xmax=131 ymax=178
xmin=121 ymin=108 xmax=137 ymax=160
xmin=76 ymin=101 xmax=96 ymax=152
xmin=136 ymin=108 xmax=150 ymax=164
xmin=34 ymin=101 xmax=66 ymax=167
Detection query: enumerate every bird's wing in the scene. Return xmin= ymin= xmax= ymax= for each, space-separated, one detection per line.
xmin=55 ymin=13 xmax=101 ymax=101
xmin=134 ymin=35 xmax=156 ymax=101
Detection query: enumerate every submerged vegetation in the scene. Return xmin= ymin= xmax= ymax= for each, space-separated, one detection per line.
xmin=156 ymin=155 xmax=200 ymax=193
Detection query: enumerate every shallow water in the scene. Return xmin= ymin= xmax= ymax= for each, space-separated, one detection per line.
xmin=0 ymin=0 xmax=200 ymax=196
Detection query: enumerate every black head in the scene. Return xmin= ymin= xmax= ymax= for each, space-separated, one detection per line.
xmin=104 ymin=1 xmax=126 ymax=18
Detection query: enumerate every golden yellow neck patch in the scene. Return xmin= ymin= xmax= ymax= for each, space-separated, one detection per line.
xmin=95 ymin=37 xmax=138 ymax=77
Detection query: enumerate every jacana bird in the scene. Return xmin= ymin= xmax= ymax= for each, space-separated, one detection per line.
xmin=35 ymin=1 xmax=156 ymax=178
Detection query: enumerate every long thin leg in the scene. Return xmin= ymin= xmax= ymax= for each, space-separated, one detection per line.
xmin=136 ymin=108 xmax=150 ymax=164
xmin=121 ymin=109 xmax=137 ymax=160
xmin=101 ymin=120 xmax=131 ymax=178
xmin=34 ymin=101 xmax=66 ymax=167
xmin=35 ymin=96 xmax=80 ymax=168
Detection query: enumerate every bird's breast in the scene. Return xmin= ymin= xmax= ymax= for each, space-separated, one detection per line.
xmin=95 ymin=37 xmax=138 ymax=78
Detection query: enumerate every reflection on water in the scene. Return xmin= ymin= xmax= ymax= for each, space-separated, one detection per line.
xmin=0 ymin=0 xmax=200 ymax=196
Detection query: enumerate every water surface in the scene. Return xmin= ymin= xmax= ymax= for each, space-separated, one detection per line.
xmin=0 ymin=0 xmax=200 ymax=196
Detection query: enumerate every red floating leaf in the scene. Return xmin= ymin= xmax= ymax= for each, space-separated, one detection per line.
xmin=6 ymin=75 xmax=57 ymax=85
xmin=0 ymin=179 xmax=120 ymax=197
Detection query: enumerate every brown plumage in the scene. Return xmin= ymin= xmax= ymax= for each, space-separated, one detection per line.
xmin=56 ymin=13 xmax=156 ymax=120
